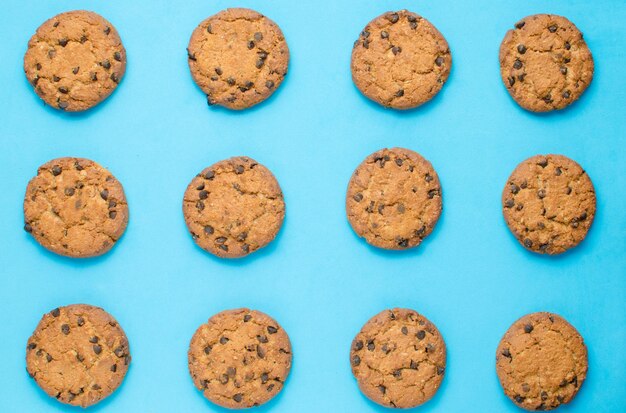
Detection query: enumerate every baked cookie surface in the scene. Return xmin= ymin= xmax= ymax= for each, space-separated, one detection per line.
xmin=496 ymin=312 xmax=587 ymax=411
xmin=183 ymin=156 xmax=285 ymax=258
xmin=499 ymin=14 xmax=594 ymax=112
xmin=346 ymin=148 xmax=442 ymax=250
xmin=188 ymin=309 xmax=292 ymax=409
xmin=24 ymin=10 xmax=126 ymax=112
xmin=350 ymin=308 xmax=446 ymax=408
xmin=26 ymin=304 xmax=131 ymax=408
xmin=351 ymin=10 xmax=451 ymax=109
xmin=23 ymin=157 xmax=129 ymax=258
xmin=187 ymin=8 xmax=290 ymax=109
xmin=502 ymin=154 xmax=595 ymax=254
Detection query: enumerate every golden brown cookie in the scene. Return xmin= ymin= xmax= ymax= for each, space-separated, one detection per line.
xmin=24 ymin=10 xmax=126 ymax=112
xmin=350 ymin=308 xmax=446 ymax=408
xmin=496 ymin=312 xmax=588 ymax=411
xmin=502 ymin=155 xmax=595 ymax=254
xmin=187 ymin=8 xmax=290 ymax=110
xmin=26 ymin=304 xmax=131 ymax=408
xmin=188 ymin=309 xmax=292 ymax=409
xmin=23 ymin=157 xmax=129 ymax=258
xmin=346 ymin=148 xmax=442 ymax=250
xmin=351 ymin=10 xmax=451 ymax=109
xmin=182 ymin=156 xmax=285 ymax=258
xmin=500 ymin=14 xmax=594 ymax=112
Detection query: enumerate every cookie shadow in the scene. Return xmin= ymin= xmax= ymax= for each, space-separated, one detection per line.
xmin=350 ymin=55 xmax=454 ymax=117
xmin=22 ymin=228 xmax=127 ymax=268
xmin=184 ymin=214 xmax=287 ymax=267
xmin=25 ymin=361 xmax=132 ymax=411
xmin=22 ymin=74 xmax=123 ymax=120
xmin=188 ymin=53 xmax=291 ymax=116
xmin=346 ymin=207 xmax=446 ymax=259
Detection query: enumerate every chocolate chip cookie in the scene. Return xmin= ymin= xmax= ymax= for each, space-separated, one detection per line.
xmin=500 ymin=14 xmax=594 ymax=112
xmin=188 ymin=309 xmax=292 ymax=409
xmin=350 ymin=308 xmax=446 ymax=408
xmin=183 ymin=156 xmax=285 ymax=258
xmin=346 ymin=148 xmax=442 ymax=250
xmin=26 ymin=304 xmax=131 ymax=408
xmin=502 ymin=155 xmax=595 ymax=255
xmin=187 ymin=8 xmax=290 ymax=110
xmin=351 ymin=10 xmax=451 ymax=109
xmin=23 ymin=157 xmax=129 ymax=258
xmin=496 ymin=312 xmax=587 ymax=411
xmin=24 ymin=10 xmax=126 ymax=112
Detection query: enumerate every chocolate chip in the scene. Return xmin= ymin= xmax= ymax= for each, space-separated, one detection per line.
xmin=267 ymin=326 xmax=278 ymax=334
xmin=397 ymin=238 xmax=409 ymax=248
xmin=220 ymin=336 xmax=229 ymax=344
xmin=72 ymin=67 xmax=79 ymax=75
xmin=266 ymin=80 xmax=275 ymax=89
xmin=367 ymin=340 xmax=375 ymax=351
xmin=114 ymin=346 xmax=125 ymax=357
xmin=523 ymin=239 xmax=533 ymax=248
xmin=98 ymin=189 xmax=108 ymax=201
xmin=89 ymin=336 xmax=99 ymax=343
xmin=198 ymin=190 xmax=208 ymax=200
xmin=247 ymin=40 xmax=255 ymax=49
xmin=93 ymin=345 xmax=102 ymax=354
xmin=235 ymin=165 xmax=245 ymax=174
xmin=395 ymin=89 xmax=404 ymax=97
xmin=378 ymin=385 xmax=386 ymax=394
xmin=64 ymin=187 xmax=75 ymax=196
xmin=401 ymin=326 xmax=408 ymax=335
xmin=515 ymin=395 xmax=525 ymax=403
xmin=435 ymin=56 xmax=444 ymax=66
xmin=90 ymin=72 xmax=98 ymax=81
xmin=517 ymin=73 xmax=526 ymax=82
xmin=24 ymin=223 xmax=33 ymax=233
xmin=261 ymin=372 xmax=269 ymax=383
xmin=381 ymin=31 xmax=389 ymax=39
xmin=104 ymin=26 xmax=111 ymax=35
xmin=101 ymin=60 xmax=111 ymax=70
xmin=566 ymin=187 xmax=572 ymax=195
xmin=513 ymin=59 xmax=523 ymax=69
xmin=109 ymin=211 xmax=117 ymax=219
xmin=77 ymin=317 xmax=84 ymax=327
xmin=203 ymin=345 xmax=212 ymax=355
xmin=504 ymin=199 xmax=515 ymax=208
xmin=502 ymin=348 xmax=511 ymax=358
xmin=538 ymin=158 xmax=548 ymax=168
xmin=515 ymin=21 xmax=526 ymax=29
xmin=508 ymin=76 xmax=516 ymax=87
xmin=112 ymin=52 xmax=121 ymax=62
xmin=524 ymin=324 xmax=533 ymax=333
xmin=58 ymin=38 xmax=68 ymax=47
xmin=51 ymin=166 xmax=62 ymax=176
xmin=256 ymin=59 xmax=265 ymax=69
xmin=393 ymin=369 xmax=402 ymax=378
xmin=561 ymin=66 xmax=568 ymax=75
xmin=392 ymin=46 xmax=402 ymax=55
xmin=51 ymin=308 xmax=60 ymax=317
xmin=537 ymin=189 xmax=546 ymax=199
xmin=46 ymin=354 xmax=52 ymax=362
xmin=353 ymin=193 xmax=363 ymax=202
xmin=111 ymin=73 xmax=120 ymax=83
xmin=206 ymin=24 xmax=212 ymax=34
xmin=562 ymin=91 xmax=571 ymax=99
xmin=437 ymin=366 xmax=445 ymax=375
xmin=565 ymin=42 xmax=571 ymax=50
xmin=541 ymin=391 xmax=548 ymax=400
xmin=388 ymin=13 xmax=399 ymax=23
xmin=549 ymin=24 xmax=558 ymax=33
xmin=241 ymin=244 xmax=250 ymax=254
xmin=233 ymin=394 xmax=243 ymax=403
xmin=28 ymin=342 xmax=37 ymax=350
xmin=428 ymin=189 xmax=439 ymax=199
xmin=80 ymin=35 xmax=87 ymax=43
xmin=354 ymin=340 xmax=363 ymax=351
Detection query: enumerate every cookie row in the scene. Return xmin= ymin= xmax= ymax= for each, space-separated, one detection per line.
xmin=26 ymin=305 xmax=587 ymax=411
xmin=23 ymin=151 xmax=595 ymax=258
xmin=24 ymin=9 xmax=593 ymax=113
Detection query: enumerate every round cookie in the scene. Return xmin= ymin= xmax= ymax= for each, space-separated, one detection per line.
xmin=26 ymin=304 xmax=131 ymax=408
xmin=346 ymin=148 xmax=442 ymax=250
xmin=24 ymin=10 xmax=126 ymax=112
xmin=183 ymin=156 xmax=285 ymax=258
xmin=188 ymin=309 xmax=292 ymax=409
xmin=350 ymin=308 xmax=446 ymax=408
xmin=499 ymin=14 xmax=594 ymax=112
xmin=351 ymin=10 xmax=451 ymax=109
xmin=23 ymin=157 xmax=129 ymax=258
xmin=187 ymin=8 xmax=290 ymax=110
xmin=502 ymin=154 xmax=595 ymax=255
xmin=496 ymin=312 xmax=587 ymax=411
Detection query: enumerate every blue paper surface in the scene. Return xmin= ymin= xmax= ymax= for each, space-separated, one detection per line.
xmin=0 ymin=1 xmax=624 ymax=412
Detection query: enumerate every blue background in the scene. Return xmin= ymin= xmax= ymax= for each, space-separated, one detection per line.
xmin=0 ymin=1 xmax=624 ymax=412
